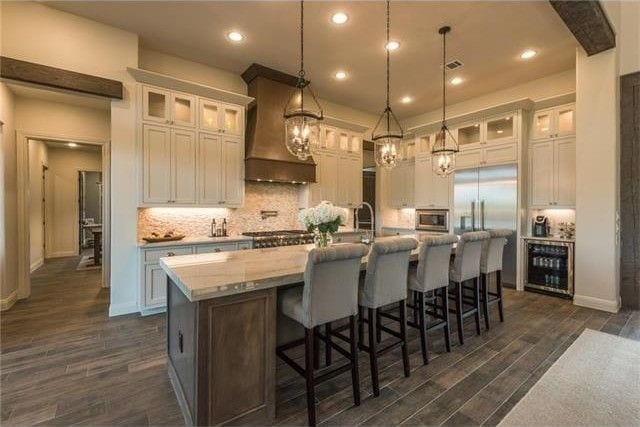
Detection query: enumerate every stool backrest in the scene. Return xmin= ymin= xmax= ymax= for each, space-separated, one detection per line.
xmin=481 ymin=229 xmax=511 ymax=274
xmin=414 ymin=234 xmax=458 ymax=292
xmin=303 ymin=243 xmax=369 ymax=327
xmin=451 ymin=231 xmax=491 ymax=282
xmin=362 ymin=237 xmax=418 ymax=308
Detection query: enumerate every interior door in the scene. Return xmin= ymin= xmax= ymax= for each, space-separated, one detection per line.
xmin=453 ymin=168 xmax=479 ymax=234
xmin=478 ymin=164 xmax=518 ymax=284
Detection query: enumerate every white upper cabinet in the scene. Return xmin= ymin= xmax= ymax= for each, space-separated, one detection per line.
xmin=414 ymin=154 xmax=451 ymax=209
xmin=143 ymin=85 xmax=195 ymax=127
xmin=387 ymin=161 xmax=414 ymax=208
xmin=336 ymin=155 xmax=362 ymax=208
xmin=531 ymin=103 xmax=575 ymax=140
xmin=139 ymin=83 xmax=245 ymax=207
xmin=415 ymin=134 xmax=433 ymax=155
xmin=529 ymin=137 xmax=575 ymax=208
xmin=199 ymin=99 xmax=243 ymax=137
xmin=456 ymin=121 xmax=483 ymax=149
xmin=484 ymin=113 xmax=517 ymax=144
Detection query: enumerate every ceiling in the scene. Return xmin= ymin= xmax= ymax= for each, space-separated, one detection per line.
xmin=46 ymin=1 xmax=577 ymax=118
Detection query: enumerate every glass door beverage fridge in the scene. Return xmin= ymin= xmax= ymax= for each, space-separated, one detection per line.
xmin=524 ymin=238 xmax=574 ymax=297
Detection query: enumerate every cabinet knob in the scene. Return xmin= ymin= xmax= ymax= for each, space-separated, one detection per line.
xmin=214 ymin=248 xmax=221 ymax=253
xmin=218 ymin=201 xmax=226 ymax=204
xmin=167 ymin=252 xmax=176 ymax=256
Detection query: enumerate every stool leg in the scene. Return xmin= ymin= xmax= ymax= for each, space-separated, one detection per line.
xmin=376 ymin=310 xmax=382 ymax=343
xmin=304 ymin=328 xmax=316 ymax=426
xmin=474 ymin=277 xmax=481 ymax=336
xmin=417 ymin=292 xmax=428 ymax=365
xmin=349 ymin=315 xmax=361 ymax=406
xmin=325 ymin=323 xmax=332 ymax=366
xmin=367 ymin=308 xmax=380 ymax=396
xmin=413 ymin=291 xmax=419 ymax=324
xmin=399 ymin=299 xmax=410 ymax=377
xmin=313 ymin=326 xmax=320 ymax=370
xmin=442 ymin=287 xmax=451 ymax=353
xmin=497 ymin=270 xmax=504 ymax=322
xmin=482 ymin=274 xmax=490 ymax=330
xmin=455 ymin=282 xmax=464 ymax=345
xmin=358 ymin=305 xmax=364 ymax=347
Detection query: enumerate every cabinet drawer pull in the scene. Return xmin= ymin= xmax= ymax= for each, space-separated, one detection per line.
xmin=167 ymin=252 xmax=176 ymax=257
xmin=218 ymin=201 xmax=226 ymax=204
xmin=178 ymin=331 xmax=184 ymax=353
xmin=214 ymin=248 xmax=221 ymax=253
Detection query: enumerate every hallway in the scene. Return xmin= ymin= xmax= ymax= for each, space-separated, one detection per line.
xmin=1 ymin=257 xmax=639 ymax=426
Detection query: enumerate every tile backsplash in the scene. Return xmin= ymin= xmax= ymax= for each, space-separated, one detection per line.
xmin=137 ymin=182 xmax=302 ymax=239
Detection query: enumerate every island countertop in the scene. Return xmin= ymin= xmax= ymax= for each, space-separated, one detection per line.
xmin=159 ymin=235 xmax=432 ymax=302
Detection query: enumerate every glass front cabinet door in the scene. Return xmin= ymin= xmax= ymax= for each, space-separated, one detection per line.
xmin=485 ymin=113 xmax=516 ymax=144
xmin=143 ymin=86 xmax=170 ymax=124
xmin=532 ymin=108 xmax=554 ymax=140
xmin=171 ymin=93 xmax=196 ymax=127
xmin=555 ymin=105 xmax=575 ymax=138
xmin=199 ymin=100 xmax=243 ymax=136
xmin=456 ymin=122 xmax=482 ymax=148
xmin=222 ymin=104 xmax=243 ymax=136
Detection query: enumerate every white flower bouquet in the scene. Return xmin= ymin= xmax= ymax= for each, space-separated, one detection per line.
xmin=298 ymin=201 xmax=346 ymax=247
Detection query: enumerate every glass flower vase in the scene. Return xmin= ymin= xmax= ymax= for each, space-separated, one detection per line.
xmin=314 ymin=231 xmax=333 ymax=248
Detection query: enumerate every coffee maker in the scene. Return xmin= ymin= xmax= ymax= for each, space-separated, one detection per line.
xmin=532 ymin=216 xmax=550 ymax=237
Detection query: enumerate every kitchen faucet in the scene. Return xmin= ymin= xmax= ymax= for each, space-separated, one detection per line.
xmin=354 ymin=202 xmax=375 ymax=243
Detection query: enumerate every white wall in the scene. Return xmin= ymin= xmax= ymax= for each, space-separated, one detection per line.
xmin=28 ymin=140 xmax=48 ymax=271
xmin=602 ymin=0 xmax=640 ymax=76
xmin=0 ymin=82 xmax=18 ymax=309
xmin=46 ymin=146 xmax=101 ymax=258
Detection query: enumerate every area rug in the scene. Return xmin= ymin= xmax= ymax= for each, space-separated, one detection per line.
xmin=76 ymin=255 xmax=101 ymax=271
xmin=499 ymin=328 xmax=640 ymax=426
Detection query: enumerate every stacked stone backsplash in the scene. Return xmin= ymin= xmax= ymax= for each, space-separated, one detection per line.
xmin=137 ymin=182 xmax=302 ymax=239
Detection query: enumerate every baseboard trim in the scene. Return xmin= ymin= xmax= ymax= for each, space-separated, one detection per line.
xmin=30 ymin=258 xmax=44 ymax=273
xmin=573 ymin=294 xmax=620 ymax=313
xmin=1 ymin=290 xmax=18 ymax=311
xmin=108 ymin=302 xmax=139 ymax=317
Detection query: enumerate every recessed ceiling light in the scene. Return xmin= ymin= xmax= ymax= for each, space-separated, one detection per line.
xmin=400 ymin=96 xmax=413 ymax=104
xmin=386 ymin=40 xmax=400 ymax=51
xmin=67 ymin=142 xmax=78 ymax=148
xmin=450 ymin=77 xmax=464 ymax=85
xmin=520 ymin=49 xmax=537 ymax=60
xmin=335 ymin=70 xmax=347 ymax=80
xmin=331 ymin=12 xmax=348 ymax=24
xmin=227 ymin=31 xmax=244 ymax=42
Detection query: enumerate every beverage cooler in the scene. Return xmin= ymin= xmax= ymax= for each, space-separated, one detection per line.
xmin=524 ymin=238 xmax=574 ymax=297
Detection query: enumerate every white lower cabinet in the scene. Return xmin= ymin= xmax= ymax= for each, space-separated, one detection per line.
xmin=139 ymin=241 xmax=252 ymax=314
xmin=414 ymin=155 xmax=451 ymax=208
xmin=529 ymin=137 xmax=575 ymax=208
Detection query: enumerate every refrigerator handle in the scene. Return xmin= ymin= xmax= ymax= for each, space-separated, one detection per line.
xmin=480 ymin=200 xmax=485 ymax=230
xmin=471 ymin=201 xmax=476 ymax=231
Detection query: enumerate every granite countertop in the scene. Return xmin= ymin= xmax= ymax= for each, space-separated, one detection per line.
xmin=521 ymin=236 xmax=575 ymax=243
xmin=138 ymin=235 xmax=253 ymax=248
xmin=160 ymin=234 xmax=429 ymax=302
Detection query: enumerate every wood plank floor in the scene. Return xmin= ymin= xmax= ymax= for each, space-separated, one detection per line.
xmin=1 ymin=256 xmax=638 ymax=426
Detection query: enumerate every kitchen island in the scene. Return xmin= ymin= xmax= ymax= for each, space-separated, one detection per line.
xmin=160 ymin=237 xmax=424 ymax=426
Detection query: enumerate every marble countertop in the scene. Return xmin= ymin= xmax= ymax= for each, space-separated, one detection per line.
xmin=160 ymin=235 xmax=426 ymax=302
xmin=139 ymin=235 xmax=253 ymax=248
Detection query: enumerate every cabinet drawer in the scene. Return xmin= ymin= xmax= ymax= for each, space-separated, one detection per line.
xmin=456 ymin=149 xmax=482 ymax=169
xmin=144 ymin=246 xmax=193 ymax=262
xmin=196 ymin=243 xmax=238 ymax=254
xmin=484 ymin=143 xmax=517 ymax=166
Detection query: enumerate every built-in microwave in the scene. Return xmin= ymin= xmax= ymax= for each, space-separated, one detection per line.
xmin=415 ymin=209 xmax=449 ymax=233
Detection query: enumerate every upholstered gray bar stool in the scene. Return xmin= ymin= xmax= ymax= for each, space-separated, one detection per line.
xmin=355 ymin=237 xmax=417 ymax=397
xmin=276 ymin=243 xmax=369 ymax=426
xmin=479 ymin=229 xmax=511 ymax=329
xmin=407 ymin=234 xmax=458 ymax=365
xmin=449 ymin=231 xmax=490 ymax=345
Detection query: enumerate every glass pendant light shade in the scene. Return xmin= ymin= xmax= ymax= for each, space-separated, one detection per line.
xmin=374 ymin=137 xmax=402 ymax=170
xmin=283 ymin=0 xmax=323 ymax=161
xmin=431 ymin=26 xmax=459 ymax=177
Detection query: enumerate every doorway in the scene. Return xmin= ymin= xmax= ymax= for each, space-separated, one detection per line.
xmin=78 ymin=170 xmax=104 ymax=268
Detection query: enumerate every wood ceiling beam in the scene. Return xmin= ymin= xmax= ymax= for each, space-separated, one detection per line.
xmin=1 ymin=56 xmax=123 ymax=99
xmin=549 ymin=0 xmax=615 ymax=56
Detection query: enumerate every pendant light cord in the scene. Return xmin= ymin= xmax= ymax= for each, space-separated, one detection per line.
xmin=441 ymin=29 xmax=446 ymax=126
xmin=299 ymin=0 xmax=304 ymax=78
xmin=386 ymin=0 xmax=391 ymax=132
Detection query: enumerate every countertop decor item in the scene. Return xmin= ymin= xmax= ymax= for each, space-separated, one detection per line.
xmin=283 ymin=0 xmax=323 ymax=161
xmin=298 ymin=201 xmax=346 ymax=247
xmin=142 ymin=234 xmax=185 ymax=243
xmin=372 ymin=0 xmax=404 ymax=170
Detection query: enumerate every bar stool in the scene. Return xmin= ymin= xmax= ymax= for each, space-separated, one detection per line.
xmin=276 ymin=243 xmax=368 ymax=426
xmin=407 ymin=234 xmax=458 ymax=365
xmin=480 ymin=229 xmax=511 ymax=329
xmin=355 ymin=237 xmax=417 ymax=397
xmin=449 ymin=231 xmax=490 ymax=345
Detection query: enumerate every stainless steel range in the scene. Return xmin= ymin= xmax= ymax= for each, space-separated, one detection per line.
xmin=242 ymin=230 xmax=314 ymax=248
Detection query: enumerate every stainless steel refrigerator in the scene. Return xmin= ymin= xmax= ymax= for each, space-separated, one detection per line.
xmin=453 ymin=164 xmax=518 ymax=285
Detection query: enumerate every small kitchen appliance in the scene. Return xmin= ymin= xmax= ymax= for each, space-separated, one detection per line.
xmin=532 ymin=216 xmax=550 ymax=237
xmin=415 ymin=209 xmax=449 ymax=233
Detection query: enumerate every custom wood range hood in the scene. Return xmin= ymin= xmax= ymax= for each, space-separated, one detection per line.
xmin=241 ymin=63 xmax=317 ymax=184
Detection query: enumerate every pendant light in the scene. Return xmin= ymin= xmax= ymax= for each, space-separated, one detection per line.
xmin=372 ymin=0 xmax=404 ymax=170
xmin=283 ymin=0 xmax=323 ymax=161
xmin=431 ymin=26 xmax=459 ymax=177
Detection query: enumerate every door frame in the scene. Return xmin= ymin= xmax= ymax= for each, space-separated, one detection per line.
xmin=16 ymin=131 xmax=111 ymax=299
xmin=76 ymin=169 xmax=102 ymax=256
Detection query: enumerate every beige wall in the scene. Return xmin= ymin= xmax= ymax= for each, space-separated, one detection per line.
xmin=602 ymin=0 xmax=640 ymax=76
xmin=0 ymin=82 xmax=18 ymax=306
xmin=46 ymin=146 xmax=101 ymax=258
xmin=28 ymin=140 xmax=48 ymax=270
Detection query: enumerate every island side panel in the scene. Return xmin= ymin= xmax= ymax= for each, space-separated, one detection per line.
xmin=167 ymin=278 xmax=198 ymax=426
xmin=197 ymin=288 xmax=276 ymax=426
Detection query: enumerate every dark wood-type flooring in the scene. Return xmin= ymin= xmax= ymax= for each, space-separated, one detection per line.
xmin=1 ymin=256 xmax=639 ymax=426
